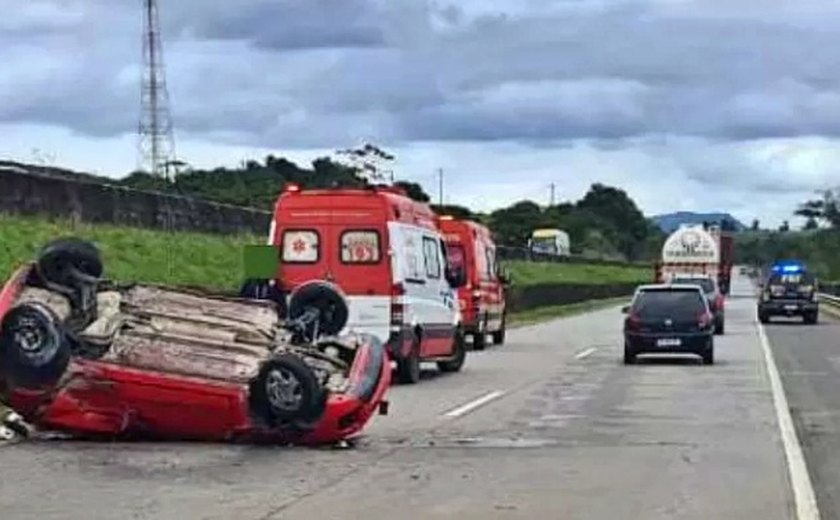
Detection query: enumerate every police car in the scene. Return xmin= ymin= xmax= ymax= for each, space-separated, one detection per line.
xmin=757 ymin=261 xmax=819 ymax=324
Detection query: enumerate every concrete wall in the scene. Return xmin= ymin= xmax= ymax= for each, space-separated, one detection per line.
xmin=0 ymin=169 xmax=271 ymax=236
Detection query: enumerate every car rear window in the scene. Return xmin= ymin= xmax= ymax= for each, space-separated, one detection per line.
xmin=341 ymin=230 xmax=381 ymax=264
xmin=672 ymin=278 xmax=714 ymax=293
xmin=282 ymin=230 xmax=319 ymax=263
xmin=633 ymin=289 xmax=706 ymax=318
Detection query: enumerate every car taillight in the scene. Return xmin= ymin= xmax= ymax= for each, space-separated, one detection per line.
xmin=390 ymin=282 xmax=405 ymax=325
xmin=626 ymin=313 xmax=641 ymax=331
xmin=697 ymin=312 xmax=712 ymax=329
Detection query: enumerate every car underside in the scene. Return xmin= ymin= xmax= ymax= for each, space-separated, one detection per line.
xmin=0 ymin=238 xmax=390 ymax=445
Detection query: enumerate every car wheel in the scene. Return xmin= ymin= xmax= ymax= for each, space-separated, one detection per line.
xmin=715 ymin=319 xmax=725 ymax=335
xmin=0 ymin=303 xmax=71 ymax=389
xmin=472 ymin=331 xmax=487 ymax=351
xmin=438 ymin=328 xmax=466 ymax=373
xmin=396 ymin=335 xmax=421 ymax=384
xmin=250 ymin=353 xmax=326 ymax=424
xmin=35 ymin=238 xmax=103 ymax=289
xmin=702 ymin=341 xmax=715 ymax=365
xmin=758 ymin=313 xmax=770 ymax=324
xmin=491 ymin=315 xmax=507 ymax=346
xmin=804 ymin=312 xmax=818 ymax=325
xmin=623 ymin=343 xmax=636 ymax=365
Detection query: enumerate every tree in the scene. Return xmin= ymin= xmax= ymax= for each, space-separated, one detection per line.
xmin=576 ymin=183 xmax=649 ymax=260
xmin=394 ymin=181 xmax=430 ymax=202
xmin=489 ymin=200 xmax=543 ymax=246
xmin=779 ymin=220 xmax=790 ymax=232
xmin=804 ymin=217 xmax=819 ymax=230
xmin=750 ymin=219 xmax=760 ymax=231
xmin=431 ymin=204 xmax=473 ymax=220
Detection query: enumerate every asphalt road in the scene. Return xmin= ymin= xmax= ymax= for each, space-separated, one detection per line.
xmin=766 ymin=302 xmax=840 ymax=519
xmin=0 ymin=274 xmax=799 ymax=519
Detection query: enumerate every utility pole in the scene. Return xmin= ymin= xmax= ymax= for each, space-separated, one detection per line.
xmin=549 ymin=182 xmax=556 ymax=207
xmin=139 ymin=0 xmax=176 ymax=180
xmin=438 ymin=168 xmax=444 ymax=206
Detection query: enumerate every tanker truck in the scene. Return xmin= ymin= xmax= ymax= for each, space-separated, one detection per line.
xmin=654 ymin=224 xmax=735 ymax=295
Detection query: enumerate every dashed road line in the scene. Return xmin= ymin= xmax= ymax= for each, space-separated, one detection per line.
xmin=575 ymin=347 xmax=598 ymax=360
xmin=443 ymin=391 xmax=506 ymax=418
xmin=757 ymin=320 xmax=821 ymax=520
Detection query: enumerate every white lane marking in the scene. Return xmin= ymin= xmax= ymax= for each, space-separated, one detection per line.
xmin=757 ymin=320 xmax=821 ymax=520
xmin=575 ymin=347 xmax=597 ymax=360
xmin=443 ymin=391 xmax=505 ymax=418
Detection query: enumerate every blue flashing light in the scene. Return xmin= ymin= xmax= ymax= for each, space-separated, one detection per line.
xmin=771 ymin=261 xmax=806 ymax=274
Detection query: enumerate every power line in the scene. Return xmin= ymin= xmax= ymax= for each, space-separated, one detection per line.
xmin=549 ymin=182 xmax=556 ymax=207
xmin=438 ymin=168 xmax=444 ymax=206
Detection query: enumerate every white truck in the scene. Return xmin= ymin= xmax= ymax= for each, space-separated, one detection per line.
xmin=528 ymin=228 xmax=571 ymax=257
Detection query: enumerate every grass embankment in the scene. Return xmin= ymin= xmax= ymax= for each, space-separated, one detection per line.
xmin=504 ymin=260 xmax=650 ymax=286
xmin=0 ymin=214 xmax=257 ymax=291
xmin=508 ymin=297 xmax=631 ymax=327
xmin=1 ymin=214 xmax=648 ymax=324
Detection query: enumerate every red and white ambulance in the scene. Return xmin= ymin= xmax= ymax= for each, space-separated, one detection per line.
xmin=438 ymin=216 xmax=508 ymax=349
xmin=267 ymin=184 xmax=466 ymax=384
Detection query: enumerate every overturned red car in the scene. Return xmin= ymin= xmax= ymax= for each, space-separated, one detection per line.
xmin=0 ymin=239 xmax=390 ymax=445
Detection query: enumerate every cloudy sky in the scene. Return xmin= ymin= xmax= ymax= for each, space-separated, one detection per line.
xmin=3 ymin=0 xmax=840 ymax=225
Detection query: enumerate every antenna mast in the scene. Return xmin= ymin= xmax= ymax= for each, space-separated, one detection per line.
xmin=138 ymin=0 xmax=176 ymax=179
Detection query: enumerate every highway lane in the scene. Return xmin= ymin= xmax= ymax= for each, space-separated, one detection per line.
xmin=766 ymin=305 xmax=840 ymax=519
xmin=0 ymin=275 xmax=795 ymax=519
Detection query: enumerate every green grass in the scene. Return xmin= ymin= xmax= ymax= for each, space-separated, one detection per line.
xmin=505 ymin=260 xmax=650 ymax=287
xmin=0 ymin=214 xmax=258 ymax=292
xmin=509 ymin=297 xmax=631 ymax=326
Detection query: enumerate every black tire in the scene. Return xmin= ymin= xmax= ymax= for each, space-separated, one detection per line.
xmin=623 ymin=343 xmax=636 ymax=365
xmin=702 ymin=341 xmax=715 ymax=365
xmin=759 ymin=313 xmax=770 ymax=324
xmin=287 ymin=281 xmax=348 ymax=336
xmin=438 ymin=328 xmax=466 ymax=373
xmin=715 ymin=319 xmax=725 ymax=335
xmin=396 ymin=335 xmax=421 ymax=384
xmin=249 ymin=353 xmax=326 ymax=424
xmin=36 ymin=238 xmax=103 ymax=289
xmin=472 ymin=331 xmax=486 ymax=351
xmin=0 ymin=303 xmax=71 ymax=389
xmin=491 ymin=315 xmax=507 ymax=345
xmin=804 ymin=312 xmax=819 ymax=325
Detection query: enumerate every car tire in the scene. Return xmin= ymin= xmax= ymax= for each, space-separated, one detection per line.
xmin=623 ymin=343 xmax=636 ymax=365
xmin=804 ymin=312 xmax=818 ymax=325
xmin=491 ymin=315 xmax=507 ymax=346
xmin=396 ymin=335 xmax=421 ymax=384
xmin=702 ymin=341 xmax=715 ymax=365
xmin=758 ymin=312 xmax=770 ymax=324
xmin=438 ymin=328 xmax=466 ymax=373
xmin=715 ymin=319 xmax=725 ymax=335
xmin=250 ymin=353 xmax=326 ymax=424
xmin=0 ymin=303 xmax=71 ymax=389
xmin=35 ymin=238 xmax=103 ymax=289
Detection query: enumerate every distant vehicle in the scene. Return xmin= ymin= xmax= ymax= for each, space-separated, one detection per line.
xmin=669 ymin=275 xmax=725 ymax=335
xmin=0 ymin=239 xmax=391 ymax=445
xmin=622 ymin=284 xmax=716 ymax=365
xmin=528 ymin=228 xmax=571 ymax=257
xmin=757 ymin=261 xmax=819 ymax=324
xmin=438 ymin=216 xmax=509 ymax=350
xmin=654 ymin=224 xmax=735 ymax=295
xmin=266 ymin=184 xmax=467 ymax=385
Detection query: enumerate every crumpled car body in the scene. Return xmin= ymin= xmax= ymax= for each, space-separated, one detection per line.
xmin=0 ymin=246 xmax=391 ymax=445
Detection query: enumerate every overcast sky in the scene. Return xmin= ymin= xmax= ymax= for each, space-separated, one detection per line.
xmin=3 ymin=0 xmax=840 ymax=225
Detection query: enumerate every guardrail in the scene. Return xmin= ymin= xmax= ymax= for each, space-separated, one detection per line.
xmin=818 ymin=293 xmax=840 ymax=308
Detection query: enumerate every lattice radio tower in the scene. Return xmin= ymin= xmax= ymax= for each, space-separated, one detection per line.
xmin=138 ymin=0 xmax=176 ymax=179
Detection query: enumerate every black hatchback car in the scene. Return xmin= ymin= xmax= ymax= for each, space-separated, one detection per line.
xmin=622 ymin=284 xmax=715 ymax=365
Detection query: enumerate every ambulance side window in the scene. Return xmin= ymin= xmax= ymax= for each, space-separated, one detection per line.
xmin=282 ymin=230 xmax=320 ymax=263
xmin=485 ymin=247 xmax=496 ymax=281
xmin=423 ymin=237 xmax=441 ymax=279
xmin=340 ymin=230 xmax=381 ymax=264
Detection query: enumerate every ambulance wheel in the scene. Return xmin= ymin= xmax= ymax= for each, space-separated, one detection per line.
xmin=438 ymin=328 xmax=466 ymax=373
xmin=396 ymin=336 xmax=421 ymax=384
xmin=472 ymin=331 xmax=486 ymax=351
xmin=491 ymin=315 xmax=507 ymax=345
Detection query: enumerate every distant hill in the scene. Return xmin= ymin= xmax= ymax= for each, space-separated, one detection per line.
xmin=652 ymin=211 xmax=746 ymax=234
